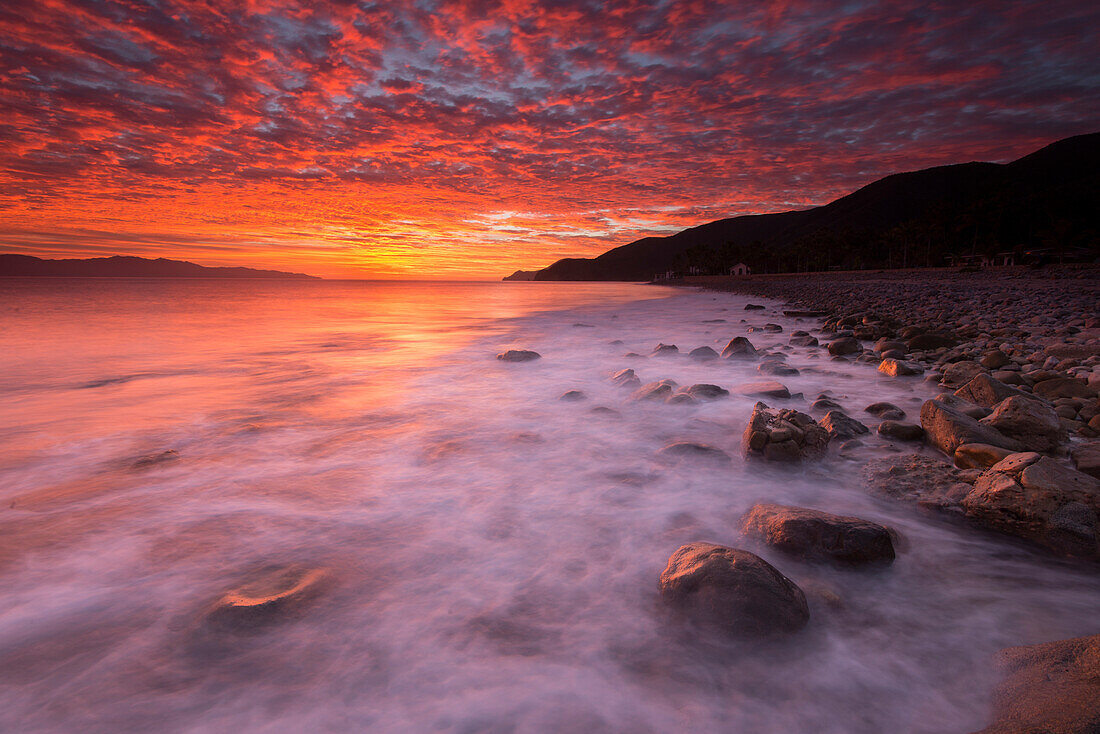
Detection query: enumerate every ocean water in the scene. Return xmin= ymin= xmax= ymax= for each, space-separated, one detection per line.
xmin=0 ymin=279 xmax=1097 ymax=733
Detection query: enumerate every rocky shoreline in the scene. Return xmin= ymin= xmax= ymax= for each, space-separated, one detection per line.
xmin=673 ymin=265 xmax=1099 ymax=732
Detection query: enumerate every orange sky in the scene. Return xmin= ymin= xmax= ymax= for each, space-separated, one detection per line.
xmin=2 ymin=0 xmax=1098 ymax=278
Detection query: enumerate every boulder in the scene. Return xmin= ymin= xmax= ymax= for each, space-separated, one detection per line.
xmin=865 ymin=402 xmax=906 ymax=420
xmin=688 ymin=346 xmax=719 ymax=361
xmin=962 ymin=455 xmax=1100 ymax=557
xmin=1070 ymin=441 xmax=1100 ymax=479
xmin=656 ymin=442 xmax=732 ymax=465
xmin=878 ymin=358 xmax=923 ymax=377
xmin=1033 ymin=377 xmax=1096 ymax=400
xmin=559 ymin=390 xmax=586 ymax=402
xmin=610 ymin=368 xmax=641 ymax=388
xmin=742 ymin=402 xmax=830 ymax=462
xmin=497 ymin=349 xmax=541 ymax=362
xmin=680 ymin=383 xmax=729 ymax=400
xmin=953 ymin=443 xmax=1015 ymax=470
xmin=954 ymin=374 xmax=1030 ymax=408
xmin=739 ymin=503 xmax=895 ymax=564
xmin=722 ymin=337 xmax=758 ymax=359
xmin=632 ymin=380 xmax=678 ymax=401
xmin=861 ymin=454 xmax=970 ymax=512
xmin=658 ymin=542 xmax=809 ymax=637
xmin=920 ymin=396 xmax=1023 ymax=456
xmin=812 ymin=397 xmax=844 ymax=412
xmin=652 ymin=343 xmax=679 ymax=356
xmin=827 ymin=337 xmax=861 ymax=356
xmin=820 ymin=410 xmax=870 ymax=440
xmin=731 ymin=381 xmax=791 ymax=399
xmin=941 ymin=361 xmax=984 ymax=387
xmin=977 ymin=633 xmax=1100 ymax=734
xmin=205 ymin=566 xmax=331 ymax=631
xmin=758 ymin=362 xmax=800 ymax=376
xmin=979 ymin=395 xmax=1067 ymax=452
xmin=873 ymin=338 xmax=907 ymax=354
xmin=877 ymin=421 xmax=924 ymax=441
xmin=789 ymin=335 xmax=819 ymax=347
xmin=979 ymin=350 xmax=1010 ymax=369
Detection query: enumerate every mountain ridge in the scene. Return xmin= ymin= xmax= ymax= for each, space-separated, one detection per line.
xmin=0 ymin=254 xmax=320 ymax=279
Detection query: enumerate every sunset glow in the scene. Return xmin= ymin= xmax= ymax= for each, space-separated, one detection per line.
xmin=2 ymin=0 xmax=1097 ymax=278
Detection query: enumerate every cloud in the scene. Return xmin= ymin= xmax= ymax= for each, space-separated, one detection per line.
xmin=0 ymin=0 xmax=1097 ymax=277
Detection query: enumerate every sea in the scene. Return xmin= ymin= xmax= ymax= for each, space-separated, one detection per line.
xmin=0 ymin=278 xmax=1097 ymax=733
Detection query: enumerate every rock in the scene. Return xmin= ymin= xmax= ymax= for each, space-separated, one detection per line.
xmin=861 ymin=454 xmax=970 ymax=512
xmin=812 ymin=397 xmax=844 ymax=412
xmin=610 ymin=368 xmax=641 ymax=388
xmin=827 ymin=337 xmax=861 ymax=356
xmin=688 ymin=346 xmax=719 ymax=361
xmin=877 ymin=421 xmax=924 ymax=441
xmin=1044 ymin=344 xmax=1100 ymax=360
xmin=742 ymin=402 xmax=830 ymax=462
xmin=962 ymin=455 xmax=1100 ymax=557
xmin=878 ymin=358 xmax=923 ymax=377
xmin=205 ymin=566 xmax=330 ymax=630
xmin=865 ymin=402 xmax=906 ymax=420
xmin=652 ymin=343 xmax=679 ymax=356
xmin=980 ymin=350 xmax=1010 ymax=369
xmin=873 ymin=338 xmax=907 ymax=354
xmin=977 ymin=633 xmax=1100 ymax=734
xmin=130 ymin=449 xmax=180 ymax=470
xmin=656 ymin=442 xmax=732 ymax=464
xmin=721 ymin=337 xmax=758 ymax=359
xmin=1033 ymin=377 xmax=1095 ymax=400
xmin=744 ymin=304 xmax=766 ymax=310
xmin=820 ymin=410 xmax=869 ymax=440
xmin=658 ymin=542 xmax=809 ymax=637
xmin=954 ymin=374 xmax=1030 ymax=408
xmin=631 ymin=379 xmax=678 ymax=401
xmin=789 ymin=335 xmax=819 ymax=347
xmin=680 ymin=383 xmax=729 ymax=400
xmin=954 ymin=443 xmax=1015 ymax=470
xmin=559 ymin=390 xmax=586 ymax=402
xmin=1070 ymin=441 xmax=1100 ymax=479
xmin=497 ymin=349 xmax=541 ymax=362
xmin=979 ymin=395 xmax=1067 ymax=452
xmin=758 ymin=362 xmax=800 ymax=376
xmin=941 ymin=361 xmax=984 ymax=387
xmin=920 ymin=396 xmax=1023 ymax=456
xmin=906 ymin=333 xmax=957 ymax=350
xmin=730 ymin=381 xmax=791 ymax=399
xmin=739 ymin=503 xmax=895 ymax=564
xmin=667 ymin=392 xmax=697 ymax=405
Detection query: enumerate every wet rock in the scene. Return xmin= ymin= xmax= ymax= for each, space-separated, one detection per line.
xmin=731 ymin=381 xmax=791 ymax=399
xmin=497 ymin=349 xmax=541 ymax=362
xmin=820 ymin=410 xmax=869 ymax=440
xmin=744 ymin=304 xmax=766 ymax=310
xmin=977 ymin=633 xmax=1100 ymax=734
xmin=979 ymin=395 xmax=1067 ymax=452
xmin=656 ymin=442 xmax=732 ymax=464
xmin=861 ymin=454 xmax=970 ymax=512
xmin=205 ymin=566 xmax=331 ymax=631
xmin=827 ymin=337 xmax=861 ymax=356
xmin=652 ymin=343 xmax=679 ymax=356
xmin=877 ymin=421 xmax=924 ymax=441
xmin=789 ymin=335 xmax=819 ymax=347
xmin=658 ymin=542 xmax=809 ymax=637
xmin=865 ymin=402 xmax=906 ymax=420
xmin=688 ymin=346 xmax=719 ymax=361
xmin=954 ymin=374 xmax=1029 ymax=408
xmin=878 ymin=358 xmax=923 ymax=377
xmin=742 ymin=402 xmax=830 ymax=462
xmin=906 ymin=333 xmax=957 ymax=350
xmin=559 ymin=390 xmax=586 ymax=402
xmin=812 ymin=397 xmax=844 ymax=412
xmin=632 ymin=379 xmax=678 ymax=401
xmin=739 ymin=503 xmax=895 ymax=565
xmin=941 ymin=361 xmax=984 ymax=387
xmin=873 ymin=338 xmax=907 ymax=354
xmin=680 ymin=383 xmax=730 ymax=400
xmin=1033 ymin=377 xmax=1095 ymax=400
xmin=131 ymin=449 xmax=180 ymax=470
xmin=953 ymin=443 xmax=1015 ymax=470
xmin=757 ymin=362 xmax=800 ymax=376
xmin=962 ymin=455 xmax=1100 ymax=557
xmin=721 ymin=337 xmax=758 ymax=359
xmin=920 ymin=396 xmax=1023 ymax=456
xmin=667 ymin=392 xmax=697 ymax=405
xmin=610 ymin=368 xmax=641 ymax=388
xmin=1070 ymin=441 xmax=1100 ymax=479
xmin=763 ymin=323 xmax=783 ymax=332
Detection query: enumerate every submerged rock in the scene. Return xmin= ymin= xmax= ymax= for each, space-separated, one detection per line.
xmin=632 ymin=379 xmax=678 ymax=401
xmin=688 ymin=346 xmax=719 ymax=361
xmin=658 ymin=542 xmax=809 ymax=637
xmin=865 ymin=402 xmax=906 ymax=420
xmin=757 ymin=362 xmax=800 ymax=376
xmin=731 ymin=381 xmax=791 ymax=399
xmin=978 ymin=633 xmax=1100 ymax=734
xmin=861 ymin=454 xmax=970 ymax=512
xmin=742 ymin=402 xmax=830 ymax=462
xmin=205 ymin=566 xmax=331 ymax=631
xmin=652 ymin=343 xmax=679 ymax=356
xmin=789 ymin=335 xmax=819 ymax=347
xmin=610 ymin=368 xmax=641 ymax=388
xmin=130 ymin=450 xmax=180 ymax=470
xmin=721 ymin=337 xmax=758 ymax=360
xmin=559 ymin=390 xmax=586 ymax=402
xmin=820 ymin=410 xmax=869 ymax=440
xmin=740 ymin=503 xmax=895 ymax=565
xmin=497 ymin=349 xmax=541 ymax=362
xmin=656 ymin=442 xmax=732 ymax=465
xmin=680 ymin=383 xmax=730 ymax=400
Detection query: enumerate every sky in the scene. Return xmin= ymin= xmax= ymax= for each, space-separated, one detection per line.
xmin=1 ymin=0 xmax=1098 ymax=279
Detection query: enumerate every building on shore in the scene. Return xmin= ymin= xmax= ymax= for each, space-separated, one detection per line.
xmin=730 ymin=262 xmax=751 ymax=276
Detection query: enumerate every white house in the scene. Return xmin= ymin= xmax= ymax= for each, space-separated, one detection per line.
xmin=730 ymin=262 xmax=751 ymax=276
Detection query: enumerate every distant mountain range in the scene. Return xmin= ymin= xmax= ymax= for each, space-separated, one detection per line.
xmin=0 ymin=254 xmax=319 ymax=279
xmin=506 ymin=132 xmax=1100 ymax=281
